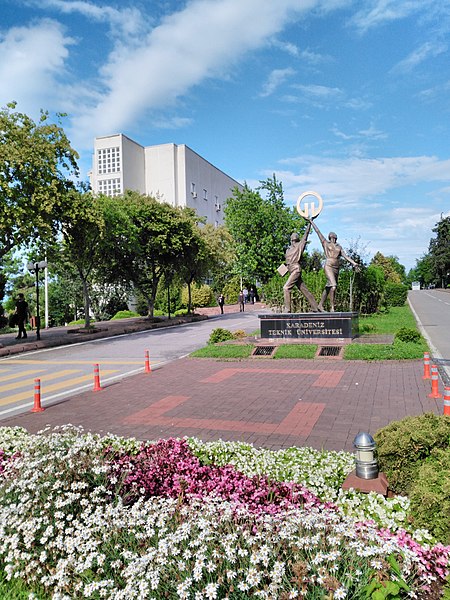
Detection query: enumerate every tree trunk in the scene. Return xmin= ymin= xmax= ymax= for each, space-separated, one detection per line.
xmin=82 ymin=278 xmax=91 ymax=328
xmin=187 ymin=280 xmax=192 ymax=315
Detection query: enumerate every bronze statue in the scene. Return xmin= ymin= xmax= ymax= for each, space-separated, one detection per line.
xmin=308 ymin=218 xmax=359 ymax=312
xmin=282 ymin=221 xmax=321 ymax=312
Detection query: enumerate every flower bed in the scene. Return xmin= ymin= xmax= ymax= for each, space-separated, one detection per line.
xmin=0 ymin=426 xmax=448 ymax=599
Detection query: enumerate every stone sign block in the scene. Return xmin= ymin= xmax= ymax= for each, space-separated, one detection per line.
xmin=259 ymin=312 xmax=359 ymax=340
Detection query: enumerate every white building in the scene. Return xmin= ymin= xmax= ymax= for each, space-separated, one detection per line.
xmin=89 ymin=134 xmax=243 ymax=226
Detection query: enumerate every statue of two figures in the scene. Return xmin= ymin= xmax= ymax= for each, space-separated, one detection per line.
xmin=281 ymin=191 xmax=360 ymax=313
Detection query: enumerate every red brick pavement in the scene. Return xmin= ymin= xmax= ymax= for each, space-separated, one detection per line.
xmin=1 ymin=357 xmax=442 ymax=451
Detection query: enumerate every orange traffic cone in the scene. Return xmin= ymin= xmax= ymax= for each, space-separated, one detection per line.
xmin=444 ymin=387 xmax=450 ymax=416
xmin=422 ymin=352 xmax=431 ymax=379
xmin=31 ymin=378 xmax=45 ymax=413
xmin=93 ymin=364 xmax=102 ymax=391
xmin=145 ymin=350 xmax=152 ymax=373
xmin=428 ymin=365 xmax=442 ymax=399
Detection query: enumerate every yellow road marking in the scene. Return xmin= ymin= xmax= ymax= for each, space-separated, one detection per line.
xmin=0 ymin=369 xmax=46 ymax=383
xmin=0 ymin=370 xmax=79 ymax=393
xmin=0 ymin=359 xmax=143 ymax=364
xmin=0 ymin=370 xmax=118 ymax=406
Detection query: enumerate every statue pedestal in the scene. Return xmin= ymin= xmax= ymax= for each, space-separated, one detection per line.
xmin=259 ymin=312 xmax=359 ymax=341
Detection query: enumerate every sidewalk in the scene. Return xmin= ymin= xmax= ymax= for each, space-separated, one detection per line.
xmin=0 ymin=302 xmax=265 ymax=358
xmin=0 ymin=301 xmax=444 ymax=452
xmin=1 ymin=356 xmax=441 ymax=452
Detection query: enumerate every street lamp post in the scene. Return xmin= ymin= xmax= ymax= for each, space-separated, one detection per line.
xmin=27 ymin=260 xmax=48 ymax=340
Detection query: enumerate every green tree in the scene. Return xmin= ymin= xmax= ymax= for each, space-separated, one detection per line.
xmin=429 ymin=215 xmax=450 ymax=287
xmin=224 ymin=175 xmax=304 ymax=284
xmin=370 ymin=252 xmax=405 ymax=283
xmin=0 ymin=102 xmax=79 ymax=260
xmin=408 ymin=254 xmax=434 ymax=288
xmin=200 ymin=223 xmax=235 ymax=294
xmin=171 ymin=209 xmax=210 ymax=315
xmin=53 ymin=191 xmax=106 ymax=328
xmin=109 ymin=192 xmax=200 ymax=317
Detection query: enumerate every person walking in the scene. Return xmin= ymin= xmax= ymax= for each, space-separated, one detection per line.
xmin=218 ymin=293 xmax=225 ymax=314
xmin=14 ymin=293 xmax=31 ymax=340
xmin=249 ymin=287 xmax=256 ymax=304
xmin=238 ymin=290 xmax=245 ymax=312
xmin=243 ymin=287 xmax=249 ymax=304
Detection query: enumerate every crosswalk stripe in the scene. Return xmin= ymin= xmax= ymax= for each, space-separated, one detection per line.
xmin=0 ymin=370 xmax=79 ymax=393
xmin=0 ymin=369 xmax=46 ymax=383
xmin=0 ymin=370 xmax=118 ymax=407
xmin=1 ymin=359 xmax=143 ymax=365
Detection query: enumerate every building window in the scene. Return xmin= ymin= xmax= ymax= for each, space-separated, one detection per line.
xmin=190 ymin=183 xmax=197 ymax=198
xmin=97 ymin=147 xmax=121 ymax=175
xmin=98 ymin=178 xmax=121 ymax=197
xmin=203 ymin=189 xmax=208 ymax=200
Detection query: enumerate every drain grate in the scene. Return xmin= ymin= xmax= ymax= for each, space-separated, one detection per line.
xmin=252 ymin=346 xmax=276 ymax=357
xmin=318 ymin=346 xmax=342 ymax=357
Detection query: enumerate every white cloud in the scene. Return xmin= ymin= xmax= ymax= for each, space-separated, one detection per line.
xmin=271 ymin=39 xmax=330 ymax=64
xmin=391 ymin=40 xmax=447 ymax=74
xmin=266 ymin=154 xmax=450 ymax=268
xmin=71 ymin=0 xmax=325 ymax=149
xmin=349 ymin=0 xmax=428 ymax=33
xmin=0 ymin=19 xmax=74 ymax=115
xmin=276 ymin=154 xmax=450 ymax=203
xmin=29 ymin=0 xmax=148 ymax=38
xmin=152 ymin=116 xmax=193 ymax=129
xmin=260 ymin=68 xmax=295 ymax=97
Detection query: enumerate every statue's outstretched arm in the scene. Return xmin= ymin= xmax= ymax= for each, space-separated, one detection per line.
xmin=301 ymin=220 xmax=312 ymax=241
xmin=309 ymin=218 xmax=326 ymax=244
xmin=341 ymin=249 xmax=360 ymax=269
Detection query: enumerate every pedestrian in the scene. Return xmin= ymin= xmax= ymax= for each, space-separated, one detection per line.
xmin=243 ymin=287 xmax=249 ymax=303
xmin=238 ymin=290 xmax=245 ymax=312
xmin=14 ymin=293 xmax=31 ymax=340
xmin=249 ymin=287 xmax=256 ymax=304
xmin=218 ymin=293 xmax=225 ymax=314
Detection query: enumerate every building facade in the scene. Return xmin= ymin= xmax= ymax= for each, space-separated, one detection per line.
xmin=90 ymin=134 xmax=243 ymax=226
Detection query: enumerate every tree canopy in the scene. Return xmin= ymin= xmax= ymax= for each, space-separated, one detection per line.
xmin=0 ymin=102 xmax=79 ymax=260
xmin=224 ymin=175 xmax=304 ymax=284
xmin=428 ymin=215 xmax=450 ymax=286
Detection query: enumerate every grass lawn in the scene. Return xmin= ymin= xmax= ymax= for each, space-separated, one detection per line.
xmin=190 ymin=344 xmax=254 ymax=358
xmin=191 ymin=305 xmax=428 ymax=361
xmin=358 ymin=305 xmax=419 ymax=334
xmin=273 ymin=344 xmax=318 ymax=359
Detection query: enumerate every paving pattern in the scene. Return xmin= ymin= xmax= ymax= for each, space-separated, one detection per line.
xmin=1 ymin=356 xmax=442 ymax=451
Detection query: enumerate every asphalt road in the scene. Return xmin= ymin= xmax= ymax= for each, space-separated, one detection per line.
xmin=408 ymin=288 xmax=450 ymax=382
xmin=0 ymin=311 xmax=261 ymax=418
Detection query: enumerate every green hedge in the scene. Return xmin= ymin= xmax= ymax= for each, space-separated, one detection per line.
xmin=384 ymin=282 xmax=408 ymax=307
xmin=375 ymin=413 xmax=450 ymax=543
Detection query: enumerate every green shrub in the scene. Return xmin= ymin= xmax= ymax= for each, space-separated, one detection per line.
xmin=384 ymin=282 xmax=408 ymax=307
xmin=68 ymin=319 xmax=85 ymax=326
xmin=110 ymin=310 xmax=140 ymax=320
xmin=181 ymin=284 xmax=214 ymax=308
xmin=232 ymin=329 xmax=247 ymax=339
xmin=173 ymin=309 xmax=189 ymax=316
xmin=408 ymin=447 xmax=450 ymax=543
xmin=394 ymin=327 xmax=422 ymax=343
xmin=359 ymin=322 xmax=376 ymax=334
xmin=374 ymin=413 xmax=450 ymax=495
xmin=207 ymin=328 xmax=234 ymax=345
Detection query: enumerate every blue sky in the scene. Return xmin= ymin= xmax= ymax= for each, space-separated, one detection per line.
xmin=2 ymin=0 xmax=450 ymax=271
